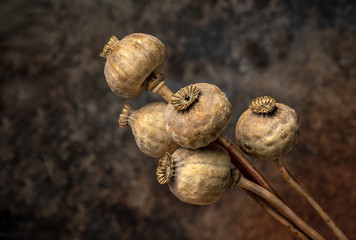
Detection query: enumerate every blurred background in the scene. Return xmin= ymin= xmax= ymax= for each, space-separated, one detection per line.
xmin=1 ymin=0 xmax=355 ymax=239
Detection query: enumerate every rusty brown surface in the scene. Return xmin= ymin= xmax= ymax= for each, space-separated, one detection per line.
xmin=1 ymin=1 xmax=355 ymax=239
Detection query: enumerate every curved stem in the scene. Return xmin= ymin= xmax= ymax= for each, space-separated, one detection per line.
xmin=244 ymin=190 xmax=310 ymax=240
xmin=274 ymin=158 xmax=349 ymax=240
xmin=146 ymin=73 xmax=174 ymax=102
xmin=218 ymin=135 xmax=279 ymax=196
xmin=236 ymin=173 xmax=326 ymax=240
xmin=223 ymin=134 xmax=311 ymax=239
xmin=221 ymin=135 xmax=312 ymax=239
xmin=151 ymin=80 xmax=173 ymax=102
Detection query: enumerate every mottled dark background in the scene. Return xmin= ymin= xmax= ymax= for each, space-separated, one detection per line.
xmin=1 ymin=0 xmax=355 ymax=239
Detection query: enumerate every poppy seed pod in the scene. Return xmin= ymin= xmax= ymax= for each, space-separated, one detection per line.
xmin=156 ymin=142 xmax=232 ymax=205
xmin=235 ymin=96 xmax=300 ymax=160
xmin=100 ymin=33 xmax=167 ymax=98
xmin=165 ymin=83 xmax=232 ymax=149
xmin=119 ymin=102 xmax=178 ymax=158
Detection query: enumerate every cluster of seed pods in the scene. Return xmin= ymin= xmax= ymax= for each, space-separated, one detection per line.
xmin=100 ymin=33 xmax=348 ymax=240
xmin=101 ymin=33 xmax=238 ymax=205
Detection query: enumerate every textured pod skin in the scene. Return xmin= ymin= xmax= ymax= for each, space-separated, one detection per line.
xmin=165 ymin=83 xmax=232 ymax=149
xmin=119 ymin=102 xmax=178 ymax=158
xmin=235 ymin=103 xmax=300 ymax=160
xmin=168 ymin=142 xmax=231 ymax=205
xmin=102 ymin=33 xmax=167 ymax=98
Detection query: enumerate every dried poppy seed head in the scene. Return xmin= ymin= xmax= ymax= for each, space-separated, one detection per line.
xmin=99 ymin=36 xmax=120 ymax=59
xmin=119 ymin=102 xmax=178 ymax=158
xmin=165 ymin=83 xmax=232 ymax=149
xmin=118 ymin=103 xmax=133 ymax=128
xmin=157 ymin=153 xmax=175 ymax=184
xmin=236 ymin=99 xmax=300 ymax=160
xmin=249 ymin=96 xmax=276 ymax=114
xmin=161 ymin=143 xmax=232 ymax=205
xmin=100 ymin=33 xmax=167 ymax=98
xmin=170 ymin=85 xmax=200 ymax=111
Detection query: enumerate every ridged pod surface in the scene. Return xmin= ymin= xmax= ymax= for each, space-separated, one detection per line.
xmin=156 ymin=142 xmax=232 ymax=205
xmin=119 ymin=102 xmax=178 ymax=158
xmin=235 ymin=97 xmax=300 ymax=160
xmin=100 ymin=33 xmax=167 ymax=98
xmin=165 ymin=83 xmax=232 ymax=149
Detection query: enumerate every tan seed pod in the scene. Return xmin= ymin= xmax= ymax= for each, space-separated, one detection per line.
xmin=156 ymin=142 xmax=232 ymax=205
xmin=119 ymin=102 xmax=178 ymax=158
xmin=100 ymin=33 xmax=167 ymax=98
xmin=235 ymin=96 xmax=300 ymax=160
xmin=165 ymin=83 xmax=232 ymax=149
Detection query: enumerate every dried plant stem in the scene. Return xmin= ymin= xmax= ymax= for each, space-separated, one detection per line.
xmin=244 ymin=190 xmax=310 ymax=240
xmin=219 ymin=136 xmax=311 ymax=239
xmin=274 ymin=158 xmax=349 ymax=240
xmin=235 ymin=172 xmax=326 ymax=240
xmin=151 ymin=80 xmax=173 ymax=102
xmin=146 ymin=73 xmax=173 ymax=102
xmin=218 ymin=135 xmax=279 ymax=195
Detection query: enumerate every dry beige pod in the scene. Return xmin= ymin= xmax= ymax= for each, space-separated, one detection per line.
xmin=235 ymin=96 xmax=300 ymax=160
xmin=165 ymin=83 xmax=232 ymax=149
xmin=156 ymin=142 xmax=232 ymax=205
xmin=119 ymin=102 xmax=178 ymax=158
xmin=100 ymin=33 xmax=167 ymax=98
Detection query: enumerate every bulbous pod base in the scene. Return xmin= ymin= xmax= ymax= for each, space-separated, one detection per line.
xmin=157 ymin=142 xmax=232 ymax=205
xmin=101 ymin=33 xmax=167 ymax=98
xmin=119 ymin=102 xmax=178 ymax=158
xmin=165 ymin=83 xmax=232 ymax=149
xmin=235 ymin=98 xmax=300 ymax=160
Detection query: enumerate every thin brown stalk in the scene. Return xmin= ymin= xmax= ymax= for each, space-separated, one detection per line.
xmin=244 ymin=190 xmax=310 ymax=240
xmin=236 ymin=173 xmax=326 ymax=240
xmin=274 ymin=158 xmax=349 ymax=240
xmin=218 ymin=135 xmax=279 ymax=195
